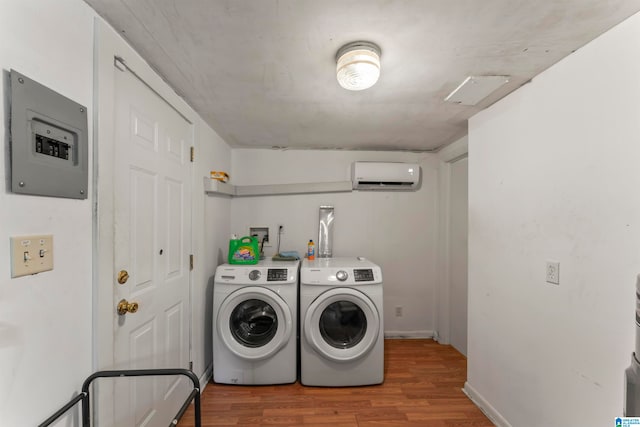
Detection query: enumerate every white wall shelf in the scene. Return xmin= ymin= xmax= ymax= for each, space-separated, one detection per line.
xmin=204 ymin=177 xmax=353 ymax=197
xmin=204 ymin=178 xmax=236 ymax=196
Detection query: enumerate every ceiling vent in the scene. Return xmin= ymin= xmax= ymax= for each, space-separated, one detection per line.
xmin=445 ymin=75 xmax=510 ymax=106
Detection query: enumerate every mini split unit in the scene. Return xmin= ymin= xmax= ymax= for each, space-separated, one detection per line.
xmin=351 ymin=162 xmax=420 ymax=191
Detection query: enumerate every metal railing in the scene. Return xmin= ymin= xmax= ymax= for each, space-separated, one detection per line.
xmin=38 ymin=368 xmax=201 ymax=427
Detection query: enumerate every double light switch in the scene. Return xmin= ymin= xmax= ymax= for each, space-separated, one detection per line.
xmin=11 ymin=235 xmax=53 ymax=278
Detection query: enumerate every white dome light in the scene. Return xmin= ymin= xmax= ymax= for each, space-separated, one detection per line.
xmin=336 ymin=41 xmax=381 ymax=91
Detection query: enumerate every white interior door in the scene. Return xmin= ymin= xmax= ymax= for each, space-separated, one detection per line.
xmin=449 ymin=157 xmax=468 ymax=356
xmin=113 ymin=64 xmax=192 ymax=426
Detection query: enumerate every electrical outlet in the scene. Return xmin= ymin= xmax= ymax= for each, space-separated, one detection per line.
xmin=395 ymin=306 xmax=403 ymax=317
xmin=546 ymin=261 xmax=560 ymax=285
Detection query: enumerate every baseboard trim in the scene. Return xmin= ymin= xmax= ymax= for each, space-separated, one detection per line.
xmin=463 ymin=382 xmax=512 ymax=427
xmin=384 ymin=330 xmax=435 ymax=339
xmin=198 ymin=364 xmax=212 ymax=392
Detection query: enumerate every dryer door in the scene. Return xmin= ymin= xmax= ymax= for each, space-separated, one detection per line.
xmin=304 ymin=287 xmax=380 ymax=362
xmin=217 ymin=286 xmax=292 ymax=361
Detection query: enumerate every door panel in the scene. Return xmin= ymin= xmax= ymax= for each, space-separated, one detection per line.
xmin=163 ymin=302 xmax=184 ymax=399
xmin=114 ymin=65 xmax=192 ymax=426
xmin=130 ymin=319 xmax=157 ymax=426
xmin=165 ymin=302 xmax=184 ymax=368
xmin=131 ymin=168 xmax=157 ymax=293
xmin=132 ymin=109 xmax=157 ymax=151
xmin=166 ymin=135 xmax=184 ymax=163
xmin=165 ymin=178 xmax=183 ymax=278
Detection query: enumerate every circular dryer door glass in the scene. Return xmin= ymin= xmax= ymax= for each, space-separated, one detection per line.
xmin=230 ymin=299 xmax=278 ymax=347
xmin=319 ymin=301 xmax=367 ymax=349
xmin=304 ymin=288 xmax=380 ymax=362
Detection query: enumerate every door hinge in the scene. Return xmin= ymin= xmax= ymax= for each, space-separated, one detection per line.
xmin=189 ymin=361 xmax=193 ymax=371
xmin=189 ymin=254 xmax=194 ymax=271
xmin=190 ymin=146 xmax=194 ymax=162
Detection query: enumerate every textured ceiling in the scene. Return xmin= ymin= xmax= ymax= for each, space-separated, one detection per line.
xmin=85 ymin=0 xmax=640 ymax=151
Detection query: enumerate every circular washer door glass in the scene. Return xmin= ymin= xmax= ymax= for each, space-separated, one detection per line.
xmin=217 ymin=287 xmax=292 ymax=361
xmin=230 ymin=298 xmax=278 ymax=347
xmin=319 ymin=301 xmax=367 ymax=349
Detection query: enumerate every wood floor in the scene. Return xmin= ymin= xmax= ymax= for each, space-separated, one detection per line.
xmin=178 ymin=339 xmax=493 ymax=427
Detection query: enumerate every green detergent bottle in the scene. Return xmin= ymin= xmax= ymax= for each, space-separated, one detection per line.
xmin=228 ymin=236 xmax=259 ymax=264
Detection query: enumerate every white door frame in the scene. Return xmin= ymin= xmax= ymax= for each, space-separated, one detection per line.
xmin=92 ymin=17 xmax=197 ymax=422
xmin=435 ymin=136 xmax=468 ymax=345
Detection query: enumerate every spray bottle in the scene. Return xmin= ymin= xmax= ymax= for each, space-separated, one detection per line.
xmin=307 ymin=240 xmax=315 ymax=260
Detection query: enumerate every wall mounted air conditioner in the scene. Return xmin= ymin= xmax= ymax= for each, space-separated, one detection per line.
xmin=351 ymin=162 xmax=420 ymax=191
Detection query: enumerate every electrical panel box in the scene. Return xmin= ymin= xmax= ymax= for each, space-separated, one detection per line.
xmin=10 ymin=70 xmax=88 ymax=199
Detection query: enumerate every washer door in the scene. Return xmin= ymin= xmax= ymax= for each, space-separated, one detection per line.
xmin=217 ymin=286 xmax=292 ymax=361
xmin=304 ymin=288 xmax=380 ymax=362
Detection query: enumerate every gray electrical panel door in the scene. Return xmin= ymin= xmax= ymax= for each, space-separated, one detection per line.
xmin=10 ymin=70 xmax=88 ymax=199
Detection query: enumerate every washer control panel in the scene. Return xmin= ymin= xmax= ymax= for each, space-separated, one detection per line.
xmin=267 ymin=268 xmax=289 ymax=281
xmin=214 ymin=260 xmax=299 ymax=284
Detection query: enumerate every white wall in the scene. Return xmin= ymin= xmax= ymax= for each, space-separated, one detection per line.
xmin=0 ymin=1 xmax=95 ymax=425
xmin=193 ymin=119 xmax=232 ymax=382
xmin=231 ymin=149 xmax=440 ymax=335
xmin=449 ymin=157 xmax=468 ymax=355
xmin=466 ymin=12 xmax=640 ymax=427
xmin=0 ymin=1 xmax=233 ymax=424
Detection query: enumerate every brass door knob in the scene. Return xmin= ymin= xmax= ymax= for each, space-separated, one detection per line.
xmin=117 ymin=270 xmax=129 ymax=284
xmin=117 ymin=299 xmax=139 ymax=315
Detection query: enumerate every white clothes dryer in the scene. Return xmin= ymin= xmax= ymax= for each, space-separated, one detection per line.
xmin=300 ymin=257 xmax=384 ymax=386
xmin=213 ymin=259 xmax=299 ymax=385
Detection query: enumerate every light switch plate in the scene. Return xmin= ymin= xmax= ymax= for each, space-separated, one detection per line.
xmin=11 ymin=235 xmax=53 ymax=278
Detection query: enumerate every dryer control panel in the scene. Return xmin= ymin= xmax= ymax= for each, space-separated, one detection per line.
xmin=214 ymin=260 xmax=300 ymax=285
xmin=354 ymin=269 xmax=374 ymax=282
xmin=301 ymin=258 xmax=383 ymax=286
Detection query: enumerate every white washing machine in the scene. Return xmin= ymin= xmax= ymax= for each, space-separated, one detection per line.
xmin=300 ymin=257 xmax=384 ymax=386
xmin=213 ymin=259 xmax=299 ymax=384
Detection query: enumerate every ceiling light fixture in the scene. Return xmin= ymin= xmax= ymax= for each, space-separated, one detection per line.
xmin=336 ymin=41 xmax=381 ymax=91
